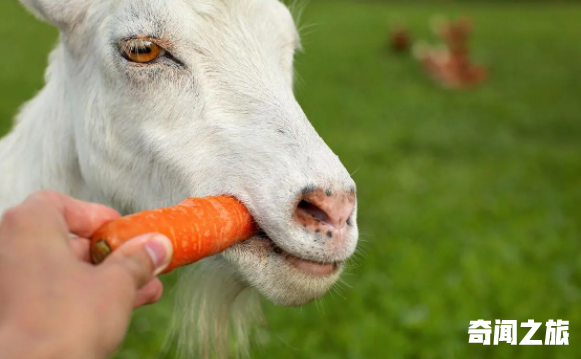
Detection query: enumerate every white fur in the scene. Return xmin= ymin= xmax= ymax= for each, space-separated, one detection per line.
xmin=0 ymin=0 xmax=358 ymax=357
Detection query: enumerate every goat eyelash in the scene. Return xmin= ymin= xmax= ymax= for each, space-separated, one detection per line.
xmin=119 ymin=37 xmax=184 ymax=67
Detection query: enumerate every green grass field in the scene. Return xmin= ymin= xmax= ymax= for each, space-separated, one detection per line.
xmin=1 ymin=1 xmax=580 ymax=358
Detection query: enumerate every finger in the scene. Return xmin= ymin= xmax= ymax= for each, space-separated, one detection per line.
xmin=18 ymin=190 xmax=120 ymax=239
xmin=68 ymin=236 xmax=91 ymax=261
xmin=101 ymin=233 xmax=173 ymax=290
xmin=133 ymin=278 xmax=164 ymax=308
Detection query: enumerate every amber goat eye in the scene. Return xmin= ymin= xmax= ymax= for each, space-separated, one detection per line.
xmin=122 ymin=39 xmax=163 ymax=63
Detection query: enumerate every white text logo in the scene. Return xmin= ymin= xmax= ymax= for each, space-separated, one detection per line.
xmin=468 ymin=319 xmax=569 ymax=345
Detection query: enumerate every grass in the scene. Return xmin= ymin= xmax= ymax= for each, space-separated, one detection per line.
xmin=1 ymin=1 xmax=580 ymax=358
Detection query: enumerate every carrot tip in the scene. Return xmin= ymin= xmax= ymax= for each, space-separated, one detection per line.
xmin=92 ymin=240 xmax=112 ymax=264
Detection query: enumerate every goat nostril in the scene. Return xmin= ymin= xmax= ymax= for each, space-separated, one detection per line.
xmin=295 ymin=188 xmax=355 ymax=231
xmin=297 ymin=200 xmax=330 ymax=224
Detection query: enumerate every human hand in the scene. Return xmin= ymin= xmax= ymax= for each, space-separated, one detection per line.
xmin=0 ymin=191 xmax=173 ymax=359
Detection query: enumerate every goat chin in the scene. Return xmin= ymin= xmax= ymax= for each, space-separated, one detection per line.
xmin=163 ymin=256 xmax=265 ymax=359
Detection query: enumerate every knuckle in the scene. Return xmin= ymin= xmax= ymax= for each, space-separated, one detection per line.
xmin=31 ymin=190 xmax=61 ymax=204
xmin=1 ymin=207 xmax=28 ymax=229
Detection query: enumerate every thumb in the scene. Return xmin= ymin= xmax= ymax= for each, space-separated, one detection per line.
xmin=101 ymin=233 xmax=174 ymax=289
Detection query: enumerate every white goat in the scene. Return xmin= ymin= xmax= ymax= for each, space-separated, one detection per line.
xmin=0 ymin=0 xmax=359 ymax=357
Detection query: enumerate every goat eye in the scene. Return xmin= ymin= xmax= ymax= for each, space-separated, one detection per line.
xmin=122 ymin=39 xmax=164 ymax=63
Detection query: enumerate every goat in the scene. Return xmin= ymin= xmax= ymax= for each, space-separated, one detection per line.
xmin=0 ymin=0 xmax=359 ymax=357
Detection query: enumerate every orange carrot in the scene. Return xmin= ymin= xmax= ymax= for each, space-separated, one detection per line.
xmin=90 ymin=196 xmax=257 ymax=274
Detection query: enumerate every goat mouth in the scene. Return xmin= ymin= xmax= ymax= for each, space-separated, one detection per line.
xmin=253 ymin=231 xmax=340 ymax=277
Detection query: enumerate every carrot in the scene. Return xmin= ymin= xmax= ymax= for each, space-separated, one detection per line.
xmin=90 ymin=196 xmax=258 ymax=274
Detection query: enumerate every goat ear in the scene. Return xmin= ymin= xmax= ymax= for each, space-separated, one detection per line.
xmin=19 ymin=0 xmax=90 ymax=29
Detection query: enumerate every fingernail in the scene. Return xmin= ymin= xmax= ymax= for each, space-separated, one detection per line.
xmin=144 ymin=234 xmax=173 ymax=276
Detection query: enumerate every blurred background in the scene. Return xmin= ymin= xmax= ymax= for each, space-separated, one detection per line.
xmin=1 ymin=0 xmax=580 ymax=358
